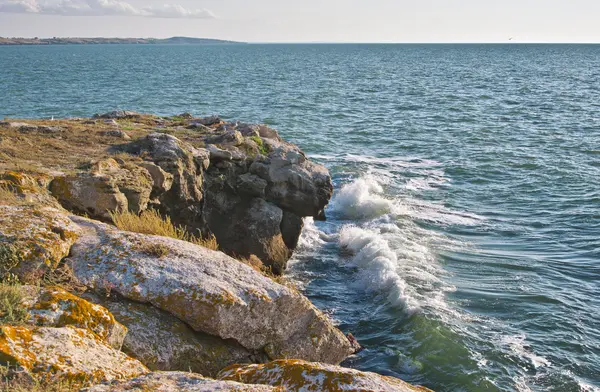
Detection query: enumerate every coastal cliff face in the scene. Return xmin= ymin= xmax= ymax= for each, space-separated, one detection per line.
xmin=0 ymin=112 xmax=429 ymax=391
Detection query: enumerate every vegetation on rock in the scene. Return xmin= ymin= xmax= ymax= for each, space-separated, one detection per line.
xmin=0 ymin=284 xmax=29 ymax=325
xmin=110 ymin=209 xmax=218 ymax=250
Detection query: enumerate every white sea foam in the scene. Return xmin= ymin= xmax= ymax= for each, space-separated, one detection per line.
xmin=502 ymin=334 xmax=551 ymax=369
xmin=331 ymin=176 xmax=393 ymax=220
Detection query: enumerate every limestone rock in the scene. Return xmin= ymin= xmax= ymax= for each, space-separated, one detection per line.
xmin=0 ymin=325 xmax=148 ymax=383
xmin=125 ymin=133 xmax=205 ymax=227
xmin=101 ymin=129 xmax=131 ymax=140
xmin=49 ymin=174 xmax=128 ymax=220
xmin=67 ymin=217 xmax=356 ymax=364
xmin=83 ymin=293 xmax=258 ymax=377
xmin=257 ymin=125 xmax=281 ymax=141
xmin=250 ymin=142 xmax=333 ymax=220
xmin=207 ymin=144 xmax=233 ymax=161
xmin=218 ymin=360 xmax=434 ymax=392
xmin=23 ymin=286 xmax=127 ymax=349
xmin=138 ymin=162 xmax=173 ymax=193
xmin=0 ymin=206 xmax=79 ymax=283
xmin=193 ymin=115 xmax=222 ymax=126
xmin=205 ymin=131 xmax=244 ymax=147
xmin=83 ymin=371 xmax=280 ymax=391
xmin=93 ymin=110 xmax=141 ymax=119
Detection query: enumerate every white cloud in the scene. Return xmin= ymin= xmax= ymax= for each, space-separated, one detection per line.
xmin=0 ymin=0 xmax=215 ymax=18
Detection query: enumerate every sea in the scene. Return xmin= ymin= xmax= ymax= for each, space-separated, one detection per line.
xmin=1 ymin=43 xmax=599 ymax=392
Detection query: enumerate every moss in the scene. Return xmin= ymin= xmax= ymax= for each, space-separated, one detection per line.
xmin=250 ymin=136 xmax=269 ymax=156
xmin=0 ymin=245 xmax=21 ymax=282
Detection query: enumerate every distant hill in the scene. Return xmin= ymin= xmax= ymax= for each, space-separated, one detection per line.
xmin=0 ymin=36 xmax=243 ymax=45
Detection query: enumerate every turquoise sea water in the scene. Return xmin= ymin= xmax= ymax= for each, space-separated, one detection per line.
xmin=1 ymin=44 xmax=600 ymax=391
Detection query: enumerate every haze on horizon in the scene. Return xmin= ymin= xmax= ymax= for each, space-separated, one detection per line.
xmin=0 ymin=0 xmax=598 ymax=43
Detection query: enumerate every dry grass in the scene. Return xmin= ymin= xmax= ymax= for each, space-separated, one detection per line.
xmin=110 ymin=209 xmax=218 ymax=250
xmin=0 ymin=367 xmax=88 ymax=392
xmin=0 ymin=283 xmax=29 ymax=325
xmin=138 ymin=242 xmax=170 ymax=258
xmin=0 ymin=185 xmax=19 ymax=205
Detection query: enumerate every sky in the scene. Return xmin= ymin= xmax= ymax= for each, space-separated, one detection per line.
xmin=0 ymin=0 xmax=599 ymax=43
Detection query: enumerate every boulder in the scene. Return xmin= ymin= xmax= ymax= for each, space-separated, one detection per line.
xmin=83 ymin=371 xmax=279 ymax=391
xmin=249 ymin=142 xmax=332 ymax=219
xmin=93 ymin=110 xmax=141 ymax=119
xmin=67 ymin=216 xmax=356 ymax=365
xmin=0 ymin=206 xmax=79 ymax=283
xmin=193 ymin=115 xmax=222 ymax=126
xmin=206 ymin=144 xmax=233 ymax=161
xmin=0 ymin=325 xmax=148 ymax=383
xmin=218 ymin=360 xmax=434 ymax=392
xmin=124 ymin=133 xmax=205 ymax=228
xmin=83 ymin=293 xmax=258 ymax=377
xmin=23 ymin=286 xmax=127 ymax=349
xmin=101 ymin=129 xmax=131 ymax=140
xmin=205 ymin=131 xmax=244 ymax=147
xmin=138 ymin=162 xmax=173 ymax=194
xmin=50 ymin=158 xmax=154 ymax=218
xmin=49 ymin=174 xmax=128 ymax=220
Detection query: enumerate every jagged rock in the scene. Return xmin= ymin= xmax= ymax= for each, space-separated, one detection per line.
xmin=67 ymin=217 xmax=356 ymax=365
xmin=83 ymin=293 xmax=258 ymax=377
xmin=201 ymin=194 xmax=290 ymax=274
xmin=205 ymin=130 xmax=244 ymax=147
xmin=50 ymin=173 xmax=128 ymax=220
xmin=236 ymin=173 xmax=267 ymax=198
xmin=138 ymin=162 xmax=174 ymax=193
xmin=218 ymin=360 xmax=433 ymax=392
xmin=0 ymin=325 xmax=148 ymax=383
xmin=0 ymin=206 xmax=79 ymax=283
xmin=101 ymin=129 xmax=131 ymax=140
xmin=237 ymin=124 xmax=261 ymax=138
xmin=193 ymin=115 xmax=222 ymax=126
xmin=93 ymin=110 xmax=141 ymax=119
xmin=178 ymin=112 xmax=193 ymax=119
xmin=249 ymin=142 xmax=332 ymax=219
xmin=124 ymin=133 xmax=205 ymax=227
xmin=83 ymin=371 xmax=280 ymax=391
xmin=0 ymin=171 xmax=59 ymax=207
xmin=257 ymin=125 xmax=281 ymax=141
xmin=280 ymin=211 xmax=304 ymax=250
xmin=23 ymin=286 xmax=127 ymax=349
xmin=206 ymin=144 xmax=233 ymax=161
xmin=96 ymin=159 xmax=153 ymax=214
xmin=50 ymin=158 xmax=154 ymax=218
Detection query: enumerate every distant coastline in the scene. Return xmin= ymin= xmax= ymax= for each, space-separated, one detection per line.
xmin=0 ymin=36 xmax=243 ymax=45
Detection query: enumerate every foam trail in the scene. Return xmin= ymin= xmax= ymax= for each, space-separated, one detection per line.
xmin=331 ymin=176 xmax=393 ymax=220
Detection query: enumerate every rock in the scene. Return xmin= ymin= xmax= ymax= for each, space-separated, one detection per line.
xmin=188 ymin=122 xmax=212 ymax=132
xmin=50 ymin=173 xmax=128 ymax=220
xmin=83 ymin=293 xmax=258 ymax=377
xmin=23 ymin=286 xmax=127 ymax=349
xmin=104 ymin=119 xmax=119 ymax=126
xmin=50 ymin=158 xmax=154 ymax=218
xmin=83 ymin=371 xmax=279 ymax=391
xmin=206 ymin=145 xmax=233 ymax=161
xmin=237 ymin=124 xmax=261 ymax=138
xmin=67 ymin=217 xmax=356 ymax=364
xmin=0 ymin=121 xmax=33 ymax=129
xmin=93 ymin=110 xmax=141 ymax=119
xmin=0 ymin=325 xmax=148 ymax=383
xmin=194 ymin=115 xmax=222 ymax=126
xmin=178 ymin=112 xmax=194 ymax=119
xmin=249 ymin=142 xmax=332 ymax=219
xmin=218 ymin=360 xmax=434 ymax=392
xmin=138 ymin=162 xmax=174 ymax=193
xmin=205 ymin=131 xmax=244 ymax=147
xmin=279 ymin=211 xmax=304 ymax=250
xmin=257 ymin=125 xmax=281 ymax=141
xmin=101 ymin=129 xmax=131 ymax=140
xmin=124 ymin=133 xmax=205 ymax=227
xmin=201 ymin=195 xmax=290 ymax=274
xmin=236 ymin=173 xmax=267 ymax=198
xmin=0 ymin=206 xmax=79 ymax=283
xmin=91 ymin=159 xmax=153 ymax=215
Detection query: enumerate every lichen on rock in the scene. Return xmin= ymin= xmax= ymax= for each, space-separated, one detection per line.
xmin=0 ymin=325 xmax=148 ymax=383
xmin=23 ymin=286 xmax=127 ymax=349
xmin=82 ymin=293 xmax=259 ymax=377
xmin=67 ymin=216 xmax=356 ymax=365
xmin=218 ymin=360 xmax=434 ymax=392
xmin=83 ymin=371 xmax=282 ymax=391
xmin=0 ymin=206 xmax=79 ymax=283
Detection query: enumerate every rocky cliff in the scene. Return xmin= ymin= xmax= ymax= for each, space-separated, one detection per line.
xmin=0 ymin=112 xmax=431 ymax=391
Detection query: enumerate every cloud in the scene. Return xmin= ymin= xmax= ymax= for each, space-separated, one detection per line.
xmin=0 ymin=0 xmax=215 ymax=18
